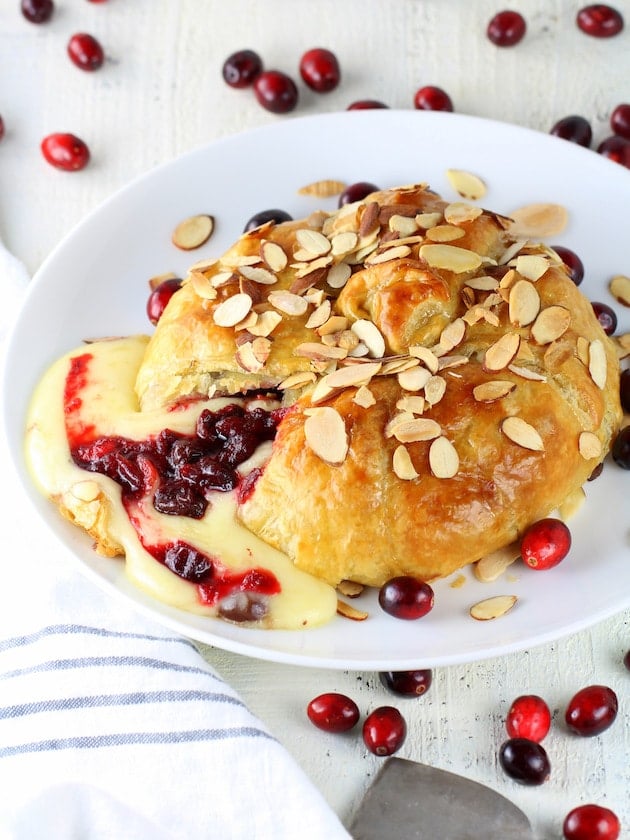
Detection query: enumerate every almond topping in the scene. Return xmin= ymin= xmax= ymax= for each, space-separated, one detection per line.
xmin=508 ymin=279 xmax=541 ymax=327
xmin=330 ymin=231 xmax=359 ymax=255
xmin=424 ymin=375 xmax=446 ymax=406
xmin=426 ymin=224 xmax=466 ymax=242
xmin=444 ymin=202 xmax=484 ymax=224
xmin=317 ymin=315 xmax=348 ymax=336
xmin=609 ymin=274 xmax=630 ymax=307
xmin=473 ymin=380 xmax=516 ymax=402
xmin=588 ymin=339 xmax=607 ymax=389
xmin=389 ymin=214 xmax=419 ymax=236
xmin=296 ymin=228 xmax=332 ymax=257
xmin=337 ymin=580 xmax=365 ymax=598
xmin=396 ymin=395 xmax=426 ymax=414
xmin=268 ymin=290 xmax=308 ymax=316
xmin=483 ymin=332 xmax=520 ymax=371
xmin=415 ymin=212 xmax=443 ymax=229
xmin=439 ymin=317 xmax=466 ymax=351
xmin=261 ymin=241 xmax=288 ymax=272
xmin=190 ymin=270 xmax=219 ymax=300
xmin=392 ymin=445 xmax=419 ymax=480
xmin=353 ymin=385 xmax=376 ymax=408
xmin=470 ymin=594 xmax=517 ymax=621
xmin=398 ymin=366 xmax=432 ymax=391
xmin=325 ymin=361 xmax=382 ymax=388
xmin=295 ymin=342 xmax=348 ymax=361
xmin=298 ymin=179 xmax=346 ymax=197
xmin=420 ymin=244 xmax=483 ymax=273
xmin=326 ymin=262 xmax=352 ymax=289
xmin=365 ymin=244 xmax=412 ymax=265
xmin=507 ymin=364 xmax=546 ymax=382
xmin=508 ymin=203 xmax=568 ymax=238
xmin=429 ymin=436 xmax=459 ymax=478
xmin=579 ymin=431 xmax=602 ymax=460
xmin=306 ymin=299 xmax=332 ymax=329
xmin=501 ymin=416 xmax=544 ymax=451
xmin=304 ymin=407 xmax=348 ymax=464
xmin=409 ymin=345 xmax=440 ymax=373
xmin=238 ymin=265 xmax=277 ymax=286
xmin=213 ymin=293 xmax=253 ymax=327
xmin=248 ymin=310 xmax=283 ymax=337
xmin=446 ymin=169 xmax=487 ymax=200
xmin=513 ymin=254 xmax=550 ymax=282
xmin=351 ymin=319 xmax=386 ymax=358
xmin=336 ymin=599 xmax=369 ymax=621
xmin=172 ymin=214 xmax=214 ymax=250
xmin=235 ymin=341 xmax=265 ymax=372
xmin=474 ymin=544 xmax=520 ymax=583
xmin=278 ymin=371 xmax=317 ymax=390
xmin=465 ymin=276 xmax=500 ymax=291
xmin=392 ymin=418 xmax=441 ymax=443
xmin=531 ymin=305 xmax=571 ymax=344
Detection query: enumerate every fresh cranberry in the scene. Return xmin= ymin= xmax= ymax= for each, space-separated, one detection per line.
xmin=153 ymin=480 xmax=208 ymax=519
xmin=222 ymin=49 xmax=263 ymax=88
xmin=41 ymin=133 xmax=90 ymax=171
xmin=563 ymin=804 xmax=621 ymax=840
xmin=21 ymin=0 xmax=53 ymax=23
xmin=620 ymin=369 xmax=630 ymax=413
xmin=576 ymin=4 xmax=624 ymax=37
xmin=413 ymin=85 xmax=453 ymax=112
xmin=146 ymin=277 xmax=182 ymax=325
xmin=243 ymin=208 xmax=293 ymax=232
xmin=338 ymin=181 xmax=380 ymax=207
xmin=598 ymin=135 xmax=630 ymax=167
xmin=506 ymin=695 xmax=551 ymax=742
xmin=612 ymin=426 xmax=630 ymax=469
xmin=362 ymin=706 xmax=407 ymax=756
xmin=378 ymin=576 xmax=434 ymax=620
xmin=499 ymin=738 xmax=551 ymax=785
xmin=623 ymin=649 xmax=630 ymax=671
xmin=591 ymin=301 xmax=617 ymax=335
xmin=67 ymin=33 xmax=105 ymax=71
xmin=486 ymin=10 xmax=527 ymax=46
xmin=299 ymin=48 xmax=340 ymax=93
xmin=520 ymin=518 xmax=571 ymax=570
xmin=307 ymin=693 xmax=360 ymax=733
xmin=253 ymin=70 xmax=298 ymax=114
xmin=565 ymin=685 xmax=618 ymax=736
xmin=347 ymin=100 xmax=388 ymax=110
xmin=610 ymin=103 xmax=630 ymax=139
xmin=379 ymin=670 xmax=432 ymax=697
xmin=550 ymin=115 xmax=592 ymax=147
xmin=0 ymin=115 xmax=4 ymax=142
xmin=551 ymin=245 xmax=585 ymax=285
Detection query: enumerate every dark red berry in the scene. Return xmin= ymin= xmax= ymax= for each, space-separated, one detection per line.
xmin=565 ymin=685 xmax=618 ymax=736
xmin=347 ymin=100 xmax=388 ymax=110
xmin=41 ymin=133 xmax=90 ymax=172
xmin=576 ymin=4 xmax=624 ymax=37
xmin=520 ymin=518 xmax=571 ymax=570
xmin=550 ymin=115 xmax=592 ymax=147
xmin=598 ymin=135 xmax=630 ymax=167
xmin=563 ymin=804 xmax=620 ymax=840
xmin=253 ymin=70 xmax=298 ymax=114
xmin=623 ymin=649 xmax=630 ymax=671
xmin=146 ymin=277 xmax=182 ymax=325
xmin=299 ymin=48 xmax=340 ymax=93
xmin=378 ymin=576 xmax=434 ymax=620
xmin=362 ymin=706 xmax=407 ymax=756
xmin=610 ymin=103 xmax=630 ymax=139
xmin=379 ymin=670 xmax=432 ymax=698
xmin=0 ymin=115 xmax=5 ymax=142
xmin=307 ymin=692 xmax=360 ymax=733
xmin=506 ymin=695 xmax=551 ymax=742
xmin=222 ymin=49 xmax=263 ymax=89
xmin=21 ymin=0 xmax=53 ymax=23
xmin=620 ymin=368 xmax=630 ymax=413
xmin=551 ymin=245 xmax=585 ymax=285
xmin=413 ymin=85 xmax=453 ymax=112
xmin=243 ymin=208 xmax=292 ymax=232
xmin=338 ymin=181 xmax=379 ymax=207
xmin=613 ymin=426 xmax=630 ymax=469
xmin=591 ymin=301 xmax=617 ymax=335
xmin=67 ymin=33 xmax=105 ymax=71
xmin=499 ymin=738 xmax=551 ymax=785
xmin=487 ymin=10 xmax=527 ymax=46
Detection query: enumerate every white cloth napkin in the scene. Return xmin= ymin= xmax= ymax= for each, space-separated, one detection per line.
xmin=0 ymin=240 xmax=351 ymax=840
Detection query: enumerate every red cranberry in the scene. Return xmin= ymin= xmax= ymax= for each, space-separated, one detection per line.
xmin=307 ymin=692 xmax=360 ymax=733
xmin=413 ymin=85 xmax=453 ymax=112
xmin=67 ymin=33 xmax=105 ymax=71
xmin=347 ymin=100 xmax=388 ymax=110
xmin=563 ymin=804 xmax=620 ymax=840
xmin=565 ymin=685 xmax=618 ymax=736
xmin=620 ymin=368 xmax=630 ymax=413
xmin=499 ymin=738 xmax=551 ymax=785
xmin=550 ymin=115 xmax=592 ymax=147
xmin=506 ymin=695 xmax=551 ymax=742
xmin=253 ymin=70 xmax=298 ymax=114
xmin=164 ymin=542 xmax=213 ymax=582
xmin=338 ymin=181 xmax=380 ymax=207
xmin=0 ymin=115 xmax=4 ymax=142
xmin=623 ymin=649 xmax=630 ymax=671
xmin=222 ymin=49 xmax=263 ymax=88
xmin=21 ymin=0 xmax=53 ymax=23
xmin=362 ymin=706 xmax=407 ymax=756
xmin=610 ymin=103 xmax=630 ymax=139
xmin=146 ymin=277 xmax=182 ymax=325
xmin=243 ymin=208 xmax=293 ymax=232
xmin=612 ymin=426 xmax=630 ymax=469
xmin=551 ymin=245 xmax=585 ymax=285
xmin=299 ymin=48 xmax=340 ymax=93
xmin=598 ymin=135 xmax=630 ymax=167
xmin=591 ymin=301 xmax=617 ymax=335
xmin=486 ymin=10 xmax=527 ymax=46
xmin=379 ymin=670 xmax=432 ymax=698
xmin=576 ymin=4 xmax=624 ymax=37
xmin=520 ymin=518 xmax=571 ymax=571
xmin=378 ymin=576 xmax=434 ymax=620
xmin=41 ymin=133 xmax=90 ymax=171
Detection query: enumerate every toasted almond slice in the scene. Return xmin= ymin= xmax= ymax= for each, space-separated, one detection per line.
xmin=588 ymin=339 xmax=607 ymax=389
xmin=439 ymin=317 xmax=466 ymax=351
xmin=235 ymin=341 xmax=265 ymax=372
xmin=211 ymin=270 xmax=238 ymax=288
xmin=389 ymin=214 xmax=419 ymax=236
xmin=392 ymin=444 xmax=419 ymax=480
xmin=330 ymin=231 xmax=359 ymax=255
xmin=278 ymin=371 xmax=317 ymax=390
xmin=446 ymin=169 xmax=487 ymax=200
xmin=398 ymin=365 xmax=432 ymax=391
xmin=483 ymin=332 xmax=520 ymax=372
xmin=609 ymin=274 xmax=630 ymax=307
xmin=238 ymin=264 xmax=278 ymax=285
xmin=304 ymin=406 xmax=348 ymax=464
xmin=424 ymin=375 xmax=446 ymax=406
xmin=248 ymin=310 xmax=283 ymax=337
xmin=293 ymin=254 xmax=334 ymax=278
xmin=365 ymin=244 xmax=412 ymax=265
xmin=223 ymin=254 xmax=262 ymax=268
xmin=385 ymin=411 xmax=416 ymax=437
xmin=149 ymin=271 xmax=180 ymax=290
xmin=172 ymin=214 xmax=214 ymax=250
xmin=507 ymin=363 xmax=547 ymax=382
xmin=473 ymin=380 xmax=516 ymax=402
xmin=261 ymin=241 xmax=288 ymax=272
xmin=508 ymin=203 xmax=568 ymax=238
xmin=337 ymin=580 xmax=365 ymax=598
xmin=393 ymin=417 xmax=441 ymax=443
xmin=429 ymin=436 xmax=459 ymax=478
xmin=351 ymin=319 xmax=386 ymax=358
xmin=213 ymin=293 xmax=252 ymax=327
xmin=437 ymin=354 xmax=468 ymax=370
xmin=251 ymin=336 xmax=271 ymax=364
xmin=409 ymin=345 xmax=440 ymax=373
xmin=426 ymin=224 xmax=466 ymax=243
xmin=317 ymin=315 xmax=349 ymax=336
xmin=353 ymin=385 xmax=376 ymax=408
xmin=469 ymin=594 xmax=517 ymax=621
xmin=306 ymin=299 xmax=332 ymax=329
xmin=579 ymin=431 xmax=602 ymax=460
xmin=396 ymin=395 xmax=426 ymax=414
xmin=420 ymin=243 xmax=483 ymax=273
xmin=501 ymin=416 xmax=544 ymax=451
xmin=514 ymin=254 xmax=550 ymax=282
xmin=298 ymin=179 xmax=346 ymax=197
xmin=326 ymin=262 xmax=353 ymax=289
xmin=296 ymin=228 xmax=332 ymax=257
xmin=465 ymin=275 xmax=500 ymax=291
xmin=337 ymin=330 xmax=361 ymax=352
xmin=70 ymin=480 xmax=101 ymax=502
xmin=509 ymin=279 xmax=541 ymax=327
xmin=295 ymin=342 xmax=348 ymax=361
xmin=498 ymin=240 xmax=528 ymax=266
xmin=444 ymin=201 xmax=484 ymax=224
xmin=531 ymin=305 xmax=571 ymax=344
xmin=336 ymin=599 xmax=369 ymax=621
xmin=415 ymin=211 xmax=443 ymax=229
xmin=268 ymin=290 xmax=309 ymax=316
xmin=325 ymin=361 xmax=382 ymax=388
xmin=190 ymin=270 xmax=219 ymax=300
xmin=474 ymin=544 xmax=520 ymax=583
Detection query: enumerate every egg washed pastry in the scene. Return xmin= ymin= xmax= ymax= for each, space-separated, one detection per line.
xmin=136 ymin=183 xmax=622 ymax=587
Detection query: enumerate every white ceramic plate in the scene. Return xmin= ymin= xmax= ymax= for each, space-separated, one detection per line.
xmin=4 ymin=110 xmax=629 ymax=670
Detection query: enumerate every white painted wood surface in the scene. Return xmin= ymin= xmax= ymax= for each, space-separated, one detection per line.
xmin=1 ymin=2 xmax=628 ymax=837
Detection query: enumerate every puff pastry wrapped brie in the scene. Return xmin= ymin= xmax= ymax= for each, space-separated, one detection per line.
xmin=136 ymin=183 xmax=622 ymax=588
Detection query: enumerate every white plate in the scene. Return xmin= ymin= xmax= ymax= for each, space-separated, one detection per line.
xmin=4 ymin=110 xmax=629 ymax=670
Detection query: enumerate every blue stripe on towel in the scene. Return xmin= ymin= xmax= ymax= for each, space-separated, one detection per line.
xmin=0 ymin=624 xmax=198 ymax=654
xmin=2 ymin=655 xmax=217 ymax=682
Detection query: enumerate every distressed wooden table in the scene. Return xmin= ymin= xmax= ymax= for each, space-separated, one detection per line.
xmin=1 ymin=1 xmax=628 ymax=836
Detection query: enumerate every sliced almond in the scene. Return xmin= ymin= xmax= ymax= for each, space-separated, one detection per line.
xmin=306 ymin=299 xmax=332 ymax=329
xmin=298 ymin=179 xmax=346 ymax=197
xmin=212 ymin=270 xmax=238 ymax=289
xmin=278 ymin=371 xmax=317 ymax=390
xmin=469 ymin=594 xmax=517 ymax=620
xmin=507 ymin=363 xmax=546 ymax=382
xmin=235 ymin=341 xmax=265 ymax=373
xmin=295 ymin=342 xmax=348 ymax=361
xmin=409 ymin=345 xmax=440 ymax=374
xmin=392 ymin=444 xmax=419 ymax=480
xmin=444 ymin=202 xmax=483 ymax=224
xmin=446 ymin=169 xmax=487 ymax=200
xmin=296 ymin=228 xmax=332 ymax=257
xmin=190 ymin=270 xmax=218 ymax=300
xmin=398 ymin=365 xmax=432 ymax=391
xmin=578 ymin=431 xmax=602 ymax=460
xmin=609 ymin=273 xmax=630 ymax=307
xmin=501 ymin=416 xmax=544 ymax=451
xmin=429 ymin=436 xmax=459 ymax=478
xmin=392 ymin=418 xmax=441 ymax=443
xmin=268 ymin=290 xmax=309 ymax=316
xmin=365 ymin=244 xmax=412 ymax=265
xmin=353 ymin=385 xmax=376 ymax=408
xmin=330 ymin=231 xmax=359 ymax=255
xmin=439 ymin=317 xmax=466 ymax=351
xmin=513 ymin=254 xmax=550 ymax=282
xmin=483 ymin=332 xmax=520 ymax=372
xmin=248 ymin=309 xmax=283 ymax=337
xmin=508 ymin=203 xmax=568 ymax=238
xmin=304 ymin=407 xmax=348 ymax=464
xmin=325 ymin=361 xmax=382 ymax=388
xmin=337 ymin=579 xmax=365 ymax=598
xmin=149 ymin=271 xmax=179 ymax=290
xmin=172 ymin=214 xmax=214 ymax=250
xmin=238 ymin=265 xmax=278 ymax=286
xmin=213 ymin=293 xmax=252 ymax=328
xmin=351 ymin=319 xmax=386 ymax=358
xmin=588 ymin=339 xmax=607 ymax=389
xmin=396 ymin=395 xmax=426 ymax=414
xmin=465 ymin=276 xmax=500 ymax=291
xmin=336 ymin=599 xmax=369 ymax=621
xmin=326 ymin=262 xmax=353 ymax=289
xmin=531 ymin=305 xmax=571 ymax=344
xmin=424 ymin=375 xmax=447 ymax=406
xmin=474 ymin=544 xmax=520 ymax=583
xmin=261 ymin=241 xmax=288 ymax=272
xmin=317 ymin=315 xmax=349 ymax=337
xmin=420 ymin=244 xmax=483 ymax=274
xmin=473 ymin=380 xmax=516 ymax=402
xmin=426 ymin=224 xmax=466 ymax=243
xmin=509 ymin=279 xmax=540 ymax=327
xmin=388 ymin=214 xmax=419 ymax=236
xmin=415 ymin=211 xmax=443 ymax=229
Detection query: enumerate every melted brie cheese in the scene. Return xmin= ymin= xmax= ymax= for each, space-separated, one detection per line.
xmin=25 ymin=335 xmax=337 ymax=629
